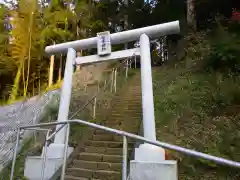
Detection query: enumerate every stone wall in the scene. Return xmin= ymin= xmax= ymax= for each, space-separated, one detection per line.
xmin=0 ymin=90 xmax=60 ymax=171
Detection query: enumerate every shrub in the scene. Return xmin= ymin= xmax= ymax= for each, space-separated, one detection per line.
xmin=228 ymin=21 xmax=240 ymax=33
xmin=206 ymin=26 xmax=240 ymax=72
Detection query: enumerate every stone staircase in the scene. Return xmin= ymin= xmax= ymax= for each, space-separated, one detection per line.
xmin=65 ymin=71 xmax=142 ymax=180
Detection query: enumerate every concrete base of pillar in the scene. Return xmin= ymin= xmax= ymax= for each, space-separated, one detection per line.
xmin=135 ymin=143 xmax=165 ymax=161
xmin=129 ymin=160 xmax=178 ymax=180
xmin=42 ymin=143 xmax=68 ymax=158
xmin=24 ymin=144 xmax=73 ymax=180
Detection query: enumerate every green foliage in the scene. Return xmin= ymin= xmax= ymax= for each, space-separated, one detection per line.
xmin=206 ymin=29 xmax=240 ymax=72
xmin=8 ymin=0 xmax=40 ymax=101
xmin=153 ymin=32 xmax=240 ymax=179
xmin=228 ymin=21 xmax=240 ymax=33
xmin=0 ymin=0 xmax=102 ymax=102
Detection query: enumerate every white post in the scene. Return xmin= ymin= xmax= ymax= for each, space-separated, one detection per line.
xmin=140 ymin=34 xmax=156 ymax=141
xmin=161 ymin=38 xmax=164 ymax=61
xmin=93 ymin=97 xmax=97 ymax=119
xmin=48 ymin=54 xmax=55 ymax=87
xmin=24 ymin=49 xmax=75 ymax=180
xmin=125 ymin=59 xmax=128 ymax=78
xmin=114 ymin=69 xmax=117 ymax=93
xmin=55 ymin=48 xmax=75 ymax=144
xmin=111 ymin=69 xmax=114 ymax=92
xmin=134 ymin=34 xmax=165 ymax=162
xmin=135 ymin=55 xmax=137 ymax=69
xmin=47 ymin=48 xmax=76 ymax=158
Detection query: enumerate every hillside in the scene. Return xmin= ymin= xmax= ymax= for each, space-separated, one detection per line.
xmin=153 ymin=31 xmax=240 ymax=179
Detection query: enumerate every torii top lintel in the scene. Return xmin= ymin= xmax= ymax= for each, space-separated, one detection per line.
xmin=45 ymin=21 xmax=180 ymax=54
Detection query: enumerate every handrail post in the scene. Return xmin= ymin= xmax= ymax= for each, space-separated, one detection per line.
xmin=114 ymin=69 xmax=117 ymax=93
xmin=10 ymin=128 xmax=20 ymax=180
xmin=93 ymin=97 xmax=97 ymax=119
xmin=125 ymin=59 xmax=128 ymax=79
xmin=84 ymin=73 xmax=87 ymax=92
xmin=111 ymin=69 xmax=114 ymax=92
xmin=61 ymin=123 xmax=70 ymax=180
xmin=41 ymin=130 xmax=51 ymax=180
xmin=129 ymin=58 xmax=132 ymax=69
xmin=97 ymin=81 xmax=100 ymax=92
xmin=135 ymin=55 xmax=137 ymax=69
xmin=122 ymin=136 xmax=128 ymax=180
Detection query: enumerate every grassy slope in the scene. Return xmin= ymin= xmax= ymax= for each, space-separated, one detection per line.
xmin=153 ymin=55 xmax=240 ymax=179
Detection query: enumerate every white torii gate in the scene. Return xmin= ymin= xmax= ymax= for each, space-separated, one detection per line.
xmin=24 ymin=21 xmax=180 ymax=180
xmin=44 ymin=21 xmax=180 ymax=161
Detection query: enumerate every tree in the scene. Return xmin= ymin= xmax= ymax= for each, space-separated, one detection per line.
xmin=8 ymin=0 xmax=40 ymax=101
xmin=187 ymin=0 xmax=196 ymax=29
xmin=0 ymin=5 xmax=11 ymax=98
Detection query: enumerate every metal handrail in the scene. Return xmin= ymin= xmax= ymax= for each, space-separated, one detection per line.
xmin=19 ymin=120 xmax=240 ymax=169
xmin=10 ymin=119 xmax=240 ymax=180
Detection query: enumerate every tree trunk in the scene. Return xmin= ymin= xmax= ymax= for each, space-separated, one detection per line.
xmin=58 ymin=54 xmax=62 ymax=82
xmin=187 ymin=0 xmax=196 ymax=29
xmin=76 ymin=51 xmax=82 ymax=71
xmin=48 ymin=54 xmax=55 ymax=87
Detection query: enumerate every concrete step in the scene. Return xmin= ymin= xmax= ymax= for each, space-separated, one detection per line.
xmin=84 ymin=141 xmax=123 ymax=148
xmin=105 ymin=124 xmax=139 ymax=131
xmin=94 ymin=129 xmax=111 ymax=134
xmin=109 ymin=107 xmax=141 ymax=111
xmin=109 ymin=103 xmax=141 ymax=107
xmin=66 ymin=73 xmax=141 ymax=180
xmin=109 ymin=112 xmax=142 ymax=116
xmin=115 ymin=94 xmax=141 ymax=97
xmin=110 ymin=108 xmax=141 ymax=112
xmin=99 ymin=102 xmax=140 ymax=107
xmin=112 ymin=99 xmax=141 ymax=103
xmin=77 ymin=152 xmax=122 ymax=163
xmin=105 ymin=119 xmax=140 ymax=124
xmin=110 ymin=106 xmax=141 ymax=110
xmin=89 ymin=134 xmax=122 ymax=142
xmin=84 ymin=146 xmax=132 ymax=155
xmin=72 ymin=160 xmax=121 ymax=171
xmin=93 ymin=129 xmax=138 ymax=137
xmin=65 ymin=175 xmax=95 ymax=180
xmin=66 ymin=168 xmax=121 ymax=180
xmin=109 ymin=115 xmax=141 ymax=119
